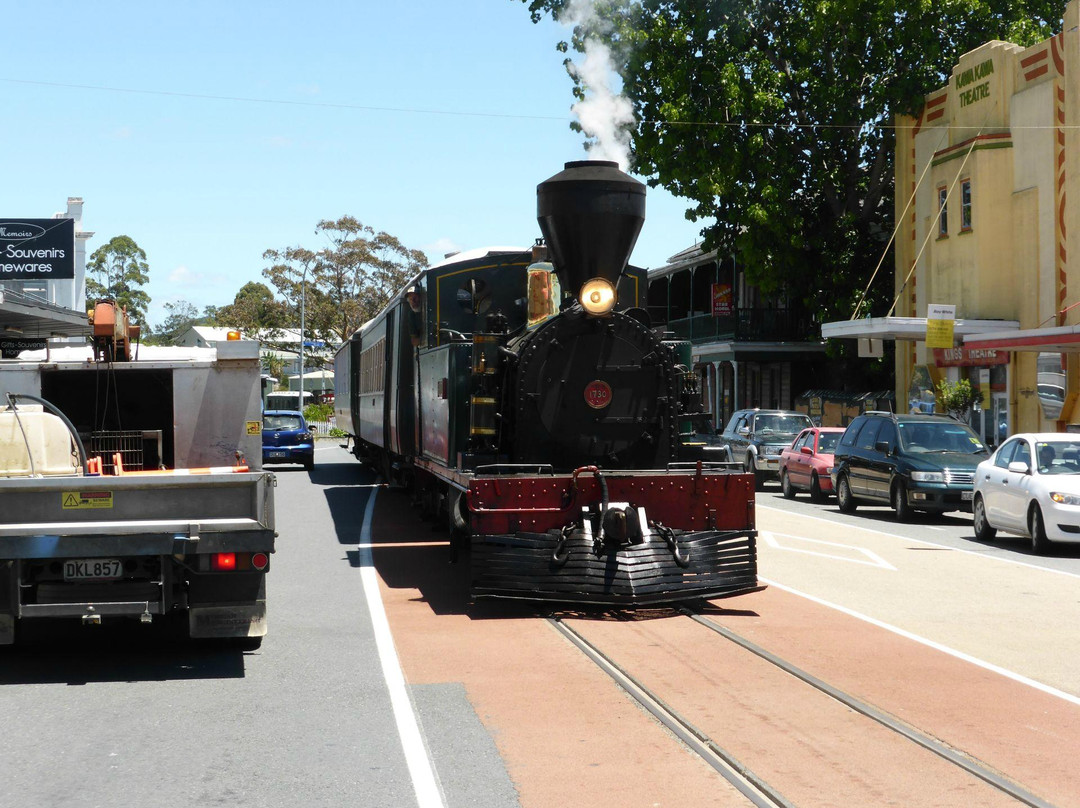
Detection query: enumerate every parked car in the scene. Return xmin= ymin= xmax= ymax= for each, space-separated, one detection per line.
xmin=721 ymin=409 xmax=814 ymax=489
xmin=972 ymin=432 xmax=1080 ymax=553
xmin=263 ymin=409 xmax=315 ymax=471
xmin=831 ymin=412 xmax=989 ymax=520
xmin=779 ymin=427 xmax=846 ymax=501
xmin=678 ymin=413 xmax=732 ymax=463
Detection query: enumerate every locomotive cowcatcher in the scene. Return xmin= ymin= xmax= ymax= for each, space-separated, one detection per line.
xmin=334 ymin=160 xmax=758 ymax=605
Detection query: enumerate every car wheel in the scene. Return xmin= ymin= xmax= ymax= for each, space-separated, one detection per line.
xmin=836 ymin=474 xmax=857 ymax=513
xmin=781 ymin=470 xmax=796 ymax=499
xmin=809 ymin=473 xmax=825 ymax=502
xmin=744 ymin=455 xmax=764 ymax=491
xmin=972 ymin=495 xmax=997 ymax=541
xmin=1029 ymin=504 xmax=1051 ymax=554
xmin=892 ymin=480 xmax=913 ymax=522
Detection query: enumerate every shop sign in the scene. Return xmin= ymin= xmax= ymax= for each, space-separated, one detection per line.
xmin=711 ymin=283 xmax=733 ymax=317
xmin=0 ymin=337 xmax=47 ymax=358
xmin=932 ymin=346 xmax=1009 ymax=367
xmin=925 ymin=303 xmax=956 ymax=348
xmin=0 ymin=219 xmax=75 ymax=279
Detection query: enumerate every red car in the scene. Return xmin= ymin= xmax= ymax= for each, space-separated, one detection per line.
xmin=779 ymin=427 xmax=846 ymax=501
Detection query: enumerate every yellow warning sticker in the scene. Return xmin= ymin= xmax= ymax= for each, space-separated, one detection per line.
xmin=246 ymin=420 xmax=262 ymax=435
xmin=62 ymin=491 xmax=114 ymax=509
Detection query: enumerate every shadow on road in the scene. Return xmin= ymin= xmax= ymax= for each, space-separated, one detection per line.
xmin=0 ymin=621 xmax=249 ymax=685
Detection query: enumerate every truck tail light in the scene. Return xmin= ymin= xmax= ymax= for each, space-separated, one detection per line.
xmin=252 ymin=553 xmax=269 ymax=571
xmin=211 ymin=553 xmax=237 ymax=571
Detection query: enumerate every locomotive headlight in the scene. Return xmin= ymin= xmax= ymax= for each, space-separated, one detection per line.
xmin=579 ymin=278 xmax=617 ymax=316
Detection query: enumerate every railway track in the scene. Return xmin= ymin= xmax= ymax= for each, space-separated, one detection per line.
xmin=547 ymin=606 xmax=1058 ymax=808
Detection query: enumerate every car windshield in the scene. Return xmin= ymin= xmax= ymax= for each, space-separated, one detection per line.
xmin=264 ymin=414 xmax=303 ymax=431
xmin=680 ymin=415 xmax=716 ymax=435
xmin=1034 ymin=440 xmax=1080 ymax=474
xmin=755 ymin=414 xmax=811 ymax=435
xmin=817 ymin=432 xmax=842 ymax=453
xmin=897 ymin=421 xmax=987 ymax=453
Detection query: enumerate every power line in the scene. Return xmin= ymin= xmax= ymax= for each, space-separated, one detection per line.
xmin=6 ymin=76 xmax=1072 ymax=132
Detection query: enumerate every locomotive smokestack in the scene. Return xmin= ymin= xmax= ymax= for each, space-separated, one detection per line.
xmin=536 ymin=160 xmax=645 ymax=299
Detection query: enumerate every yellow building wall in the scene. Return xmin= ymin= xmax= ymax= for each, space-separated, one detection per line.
xmin=895 ymin=6 xmax=1080 ymax=432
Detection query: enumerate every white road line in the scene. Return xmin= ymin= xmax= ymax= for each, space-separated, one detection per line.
xmin=761 ymin=530 xmax=897 ymax=569
xmin=761 ymin=576 xmax=1080 ymax=707
xmin=358 ymin=486 xmax=446 ymax=808
xmin=758 ymin=503 xmax=1080 ymax=579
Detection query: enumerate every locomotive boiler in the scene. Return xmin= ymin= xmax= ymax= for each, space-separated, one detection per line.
xmin=334 ymin=160 xmax=758 ymax=605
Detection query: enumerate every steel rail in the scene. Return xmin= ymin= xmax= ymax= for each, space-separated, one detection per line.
xmin=682 ymin=608 xmax=1058 ymax=808
xmin=547 ymin=616 xmax=794 ymax=808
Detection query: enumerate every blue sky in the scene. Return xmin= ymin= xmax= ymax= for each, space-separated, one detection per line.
xmin=1 ymin=1 xmax=708 ymax=329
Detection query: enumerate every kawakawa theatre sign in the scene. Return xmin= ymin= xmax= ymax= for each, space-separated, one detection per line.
xmin=0 ymin=219 xmax=75 ymax=280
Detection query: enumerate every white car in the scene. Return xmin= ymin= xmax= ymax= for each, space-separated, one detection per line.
xmin=972 ymin=433 xmax=1080 ymax=552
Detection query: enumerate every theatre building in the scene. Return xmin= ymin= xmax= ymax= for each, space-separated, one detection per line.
xmin=825 ymin=0 xmax=1080 ymax=444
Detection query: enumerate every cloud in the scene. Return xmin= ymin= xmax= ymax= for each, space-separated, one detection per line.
xmin=423 ymin=236 xmax=463 ymax=262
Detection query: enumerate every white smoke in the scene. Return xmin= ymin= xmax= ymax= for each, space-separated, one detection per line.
xmin=559 ymin=0 xmax=635 ymax=170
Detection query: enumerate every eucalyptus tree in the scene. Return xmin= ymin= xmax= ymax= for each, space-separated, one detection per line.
xmin=86 ymin=234 xmax=151 ymax=324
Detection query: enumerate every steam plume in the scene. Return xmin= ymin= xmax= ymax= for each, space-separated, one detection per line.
xmin=559 ymin=0 xmax=635 ymax=169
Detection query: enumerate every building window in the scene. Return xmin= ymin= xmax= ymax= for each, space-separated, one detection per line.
xmin=960 ymin=179 xmax=972 ymax=231
xmin=938 ymin=187 xmax=948 ymax=236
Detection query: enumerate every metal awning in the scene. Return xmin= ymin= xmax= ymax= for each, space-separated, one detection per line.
xmin=691 ymin=340 xmax=827 ymax=364
xmin=0 ymin=292 xmax=91 ymax=338
xmin=964 ymin=324 xmax=1080 ymax=353
xmin=821 ymin=316 xmax=1020 ymax=341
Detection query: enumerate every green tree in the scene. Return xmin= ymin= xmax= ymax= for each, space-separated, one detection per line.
xmin=262 ymin=219 xmax=427 ymax=346
xmin=217 ymin=281 xmax=288 ymax=337
xmin=146 ymin=300 xmax=221 ymax=345
xmin=86 ymin=235 xmax=151 ymax=325
xmin=936 ymin=378 xmax=983 ymax=423
xmin=519 ymin=0 xmax=1057 ymax=324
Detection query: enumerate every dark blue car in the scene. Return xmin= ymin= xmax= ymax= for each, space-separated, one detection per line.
xmin=263 ymin=410 xmax=314 ymax=471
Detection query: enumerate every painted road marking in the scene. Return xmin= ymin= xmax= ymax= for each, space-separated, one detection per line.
xmin=358 ymin=486 xmax=446 ymax=808
xmin=761 ymin=530 xmax=896 ymax=570
xmin=758 ymin=503 xmax=1080 ymax=579
xmin=762 ymin=576 xmax=1080 ymax=707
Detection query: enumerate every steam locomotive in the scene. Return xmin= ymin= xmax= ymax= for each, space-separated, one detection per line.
xmin=334 ymin=161 xmax=758 ymax=604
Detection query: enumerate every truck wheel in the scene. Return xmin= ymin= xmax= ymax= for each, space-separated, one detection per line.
xmin=836 ymin=474 xmax=857 ymax=513
xmin=972 ymin=495 xmax=996 ymax=541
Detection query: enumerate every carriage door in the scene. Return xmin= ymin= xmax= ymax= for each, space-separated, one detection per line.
xmin=383 ymin=309 xmax=395 ymax=452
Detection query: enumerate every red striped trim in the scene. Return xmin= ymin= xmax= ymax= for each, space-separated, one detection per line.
xmin=1052 ymin=33 xmax=1066 ymax=76
xmin=1026 ymin=64 xmax=1049 ymax=81
xmin=1021 ymin=50 xmax=1047 ymax=68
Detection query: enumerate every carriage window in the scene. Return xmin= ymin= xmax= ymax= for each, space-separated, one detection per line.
xmin=527 ymin=265 xmax=561 ymax=328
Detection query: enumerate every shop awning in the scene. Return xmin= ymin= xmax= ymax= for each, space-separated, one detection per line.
xmin=0 ymin=292 xmax=91 ymax=338
xmin=964 ymin=324 xmax=1080 ymax=353
xmin=691 ymin=340 xmax=827 ymax=364
xmin=821 ymin=316 xmax=1020 ymax=341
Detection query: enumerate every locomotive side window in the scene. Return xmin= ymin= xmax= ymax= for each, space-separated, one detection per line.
xmin=527 ymin=266 xmax=561 ymax=328
xmin=457 ymin=278 xmax=492 ymax=315
xmin=359 ymin=338 xmax=385 ymax=394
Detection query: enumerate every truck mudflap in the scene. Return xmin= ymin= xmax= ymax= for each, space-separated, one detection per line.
xmin=189 ymin=602 xmax=267 ymax=639
xmin=470 ymin=527 xmax=759 ymax=606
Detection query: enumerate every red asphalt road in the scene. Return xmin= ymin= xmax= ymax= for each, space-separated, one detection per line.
xmin=369 ymin=489 xmax=1080 ymax=807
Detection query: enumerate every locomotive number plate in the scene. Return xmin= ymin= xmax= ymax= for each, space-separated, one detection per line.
xmin=584 ymin=380 xmax=613 ymax=409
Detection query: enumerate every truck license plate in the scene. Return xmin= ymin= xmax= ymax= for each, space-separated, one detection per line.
xmin=63 ymin=559 xmax=123 ymax=581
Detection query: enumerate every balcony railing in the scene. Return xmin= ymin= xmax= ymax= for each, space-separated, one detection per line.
xmin=666 ymin=308 xmax=817 ymax=343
